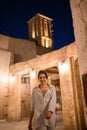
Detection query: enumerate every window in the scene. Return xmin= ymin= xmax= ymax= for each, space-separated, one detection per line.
xmin=32 ymin=23 xmax=35 ymax=38
xmin=21 ymin=77 xmax=29 ymax=84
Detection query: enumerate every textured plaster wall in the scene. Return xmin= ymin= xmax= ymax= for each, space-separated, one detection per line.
xmin=0 ymin=50 xmax=12 ymax=83
xmin=0 ymin=34 xmax=9 ymax=50
xmin=70 ymin=0 xmax=87 ymax=127
xmin=0 ymin=34 xmax=36 ymax=63
xmin=9 ymin=37 xmax=36 ymax=63
xmin=70 ymin=0 xmax=87 ymax=74
xmin=0 ymin=50 xmax=12 ymax=119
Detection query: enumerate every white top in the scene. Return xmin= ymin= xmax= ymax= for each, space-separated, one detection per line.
xmin=31 ymin=84 xmax=56 ymax=129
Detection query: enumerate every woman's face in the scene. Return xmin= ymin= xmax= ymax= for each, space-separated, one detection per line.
xmin=38 ymin=73 xmax=48 ymax=85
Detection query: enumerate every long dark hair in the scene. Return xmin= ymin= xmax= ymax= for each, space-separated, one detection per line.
xmin=38 ymin=70 xmax=48 ymax=79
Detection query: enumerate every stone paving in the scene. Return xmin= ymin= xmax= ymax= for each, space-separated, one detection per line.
xmin=0 ymin=111 xmax=65 ymax=130
xmin=0 ymin=120 xmax=64 ymax=130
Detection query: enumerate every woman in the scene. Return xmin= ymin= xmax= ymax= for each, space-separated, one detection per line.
xmin=28 ymin=70 xmax=56 ymax=130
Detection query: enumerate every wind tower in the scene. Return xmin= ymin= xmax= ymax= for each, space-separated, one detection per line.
xmin=27 ymin=13 xmax=53 ymax=49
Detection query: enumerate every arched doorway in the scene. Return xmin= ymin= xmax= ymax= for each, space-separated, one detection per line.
xmin=45 ymin=66 xmax=64 ymax=127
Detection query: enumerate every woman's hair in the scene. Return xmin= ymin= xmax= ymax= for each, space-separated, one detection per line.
xmin=38 ymin=70 xmax=48 ymax=79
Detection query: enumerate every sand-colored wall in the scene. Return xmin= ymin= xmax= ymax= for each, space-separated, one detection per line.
xmin=0 ymin=34 xmax=36 ymax=63
xmin=70 ymin=0 xmax=87 ymax=75
xmin=70 ymin=0 xmax=87 ymax=127
xmin=0 ymin=34 xmax=9 ymax=50
xmin=8 ymin=37 xmax=36 ymax=63
xmin=0 ymin=50 xmax=13 ymax=119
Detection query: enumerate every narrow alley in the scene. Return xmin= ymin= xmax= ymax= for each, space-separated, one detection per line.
xmin=0 ymin=111 xmax=64 ymax=130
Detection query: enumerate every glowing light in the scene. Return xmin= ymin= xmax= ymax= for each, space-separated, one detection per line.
xmin=32 ymin=23 xmax=35 ymax=38
xmin=9 ymin=76 xmax=15 ymax=84
xmin=30 ymin=69 xmax=36 ymax=78
xmin=46 ymin=41 xmax=49 ymax=48
xmin=59 ymin=62 xmax=69 ymax=73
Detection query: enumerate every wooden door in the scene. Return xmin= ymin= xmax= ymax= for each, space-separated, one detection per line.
xmin=21 ymin=75 xmax=31 ymax=118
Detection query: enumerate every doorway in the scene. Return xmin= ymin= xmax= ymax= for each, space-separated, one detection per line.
xmin=45 ymin=66 xmax=64 ymax=126
xmin=46 ymin=66 xmax=62 ymax=110
xmin=21 ymin=73 xmax=31 ymax=119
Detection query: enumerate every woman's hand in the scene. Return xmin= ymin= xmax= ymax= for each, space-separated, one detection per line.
xmin=45 ymin=111 xmax=53 ymax=119
xmin=28 ymin=123 xmax=32 ymax=130
xmin=28 ymin=111 xmax=34 ymax=130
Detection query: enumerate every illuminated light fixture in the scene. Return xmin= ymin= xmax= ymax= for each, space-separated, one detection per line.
xmin=45 ymin=38 xmax=52 ymax=48
xmin=30 ymin=69 xmax=36 ymax=78
xmin=46 ymin=42 xmax=49 ymax=48
xmin=32 ymin=31 xmax=35 ymax=38
xmin=59 ymin=62 xmax=69 ymax=73
xmin=9 ymin=75 xmax=15 ymax=84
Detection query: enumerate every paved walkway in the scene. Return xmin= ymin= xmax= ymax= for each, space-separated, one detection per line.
xmin=0 ymin=120 xmax=64 ymax=130
xmin=0 ymin=111 xmax=65 ymax=130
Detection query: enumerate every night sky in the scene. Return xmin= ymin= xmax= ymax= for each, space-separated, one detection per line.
xmin=0 ymin=0 xmax=75 ymax=50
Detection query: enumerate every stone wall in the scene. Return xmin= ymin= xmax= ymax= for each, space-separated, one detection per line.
xmin=0 ymin=34 xmax=9 ymax=50
xmin=9 ymin=37 xmax=36 ymax=63
xmin=70 ymin=0 xmax=87 ymax=127
xmin=0 ymin=34 xmax=36 ymax=63
xmin=70 ymin=0 xmax=87 ymax=75
xmin=0 ymin=50 xmax=13 ymax=119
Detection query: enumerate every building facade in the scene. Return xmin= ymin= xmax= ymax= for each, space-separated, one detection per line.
xmin=0 ymin=5 xmax=87 ymax=130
